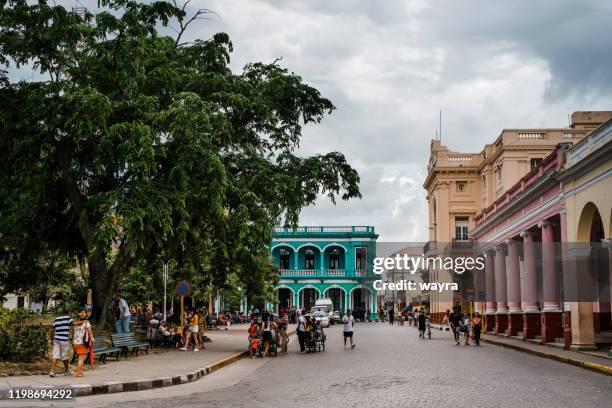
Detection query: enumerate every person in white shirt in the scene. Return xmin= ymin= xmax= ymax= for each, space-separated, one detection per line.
xmin=114 ymin=293 xmax=131 ymax=333
xmin=342 ymin=309 xmax=356 ymax=349
xmin=297 ymin=308 xmax=307 ymax=353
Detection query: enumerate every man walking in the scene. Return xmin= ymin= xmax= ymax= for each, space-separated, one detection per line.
xmin=388 ymin=308 xmax=394 ymax=325
xmin=342 ymin=309 xmax=356 ymax=349
xmin=114 ymin=293 xmax=131 ymax=333
xmin=297 ymin=308 xmax=307 ymax=353
xmin=449 ymin=306 xmax=462 ymax=345
xmin=49 ymin=308 xmax=73 ymax=377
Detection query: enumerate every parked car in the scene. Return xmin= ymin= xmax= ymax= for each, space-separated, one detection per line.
xmin=330 ymin=310 xmax=341 ymax=325
xmin=310 ymin=310 xmax=330 ymax=327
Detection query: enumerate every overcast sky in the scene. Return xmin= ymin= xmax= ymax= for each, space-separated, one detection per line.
xmin=186 ymin=0 xmax=612 ymax=242
xmin=14 ymin=1 xmax=612 ymax=241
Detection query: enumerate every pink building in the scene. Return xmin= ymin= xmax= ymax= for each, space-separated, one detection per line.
xmin=470 ymin=120 xmax=611 ymax=350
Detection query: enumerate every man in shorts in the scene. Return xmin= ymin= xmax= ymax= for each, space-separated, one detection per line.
xmin=49 ymin=308 xmax=74 ymax=377
xmin=342 ymin=309 xmax=356 ymax=349
xmin=449 ymin=306 xmax=462 ymax=345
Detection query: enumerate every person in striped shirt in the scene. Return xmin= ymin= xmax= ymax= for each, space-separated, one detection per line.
xmin=49 ymin=308 xmax=76 ymax=377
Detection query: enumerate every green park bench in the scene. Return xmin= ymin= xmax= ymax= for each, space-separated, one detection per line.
xmin=71 ymin=335 xmax=121 ymax=364
xmin=110 ymin=332 xmax=150 ymax=358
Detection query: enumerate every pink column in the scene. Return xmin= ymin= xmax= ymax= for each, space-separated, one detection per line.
xmin=506 ymin=238 xmax=523 ymax=336
xmin=494 ymin=244 xmax=509 ymax=334
xmin=473 ymin=256 xmax=485 ymax=315
xmin=485 ymin=250 xmax=496 ymax=315
xmin=539 ymin=221 xmax=560 ymax=311
xmin=520 ymin=230 xmax=538 ymax=312
xmin=539 ymin=220 xmax=562 ymax=344
xmin=494 ymin=245 xmax=508 ymax=313
xmin=506 ymin=239 xmax=521 ymax=312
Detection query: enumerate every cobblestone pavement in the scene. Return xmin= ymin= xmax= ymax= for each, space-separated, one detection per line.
xmin=96 ymin=322 xmax=612 ymax=408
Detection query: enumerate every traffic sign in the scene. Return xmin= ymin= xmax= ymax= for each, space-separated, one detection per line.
xmin=175 ymin=281 xmax=190 ymax=297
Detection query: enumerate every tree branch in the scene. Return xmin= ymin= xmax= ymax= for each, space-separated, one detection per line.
xmin=173 ymin=1 xmax=216 ymax=47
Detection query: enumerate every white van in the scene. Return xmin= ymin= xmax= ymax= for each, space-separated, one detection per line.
xmin=314 ymin=298 xmax=334 ymax=313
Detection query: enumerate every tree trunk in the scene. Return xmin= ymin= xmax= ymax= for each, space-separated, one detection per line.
xmin=88 ymin=247 xmax=137 ymax=329
xmin=40 ymin=288 xmax=49 ymax=314
xmin=89 ymin=252 xmax=115 ymax=329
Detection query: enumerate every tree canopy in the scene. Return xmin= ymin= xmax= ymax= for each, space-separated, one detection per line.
xmin=0 ymin=0 xmax=361 ymax=325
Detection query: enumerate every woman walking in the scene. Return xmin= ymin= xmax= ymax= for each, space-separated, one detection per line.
xmin=463 ymin=315 xmax=472 ymax=346
xmin=72 ymin=311 xmax=94 ymax=377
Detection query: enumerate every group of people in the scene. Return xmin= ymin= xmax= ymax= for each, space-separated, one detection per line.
xmin=247 ymin=310 xmax=289 ymax=357
xmin=351 ymin=307 xmax=370 ymax=322
xmin=49 ymin=308 xmax=94 ymax=378
xmin=295 ymin=308 xmax=325 ymax=353
xmin=443 ymin=306 xmax=482 ymax=346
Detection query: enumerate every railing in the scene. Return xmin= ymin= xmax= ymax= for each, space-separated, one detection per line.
xmin=274 ymin=226 xmax=375 ymax=234
xmin=279 ymin=269 xmax=318 ymax=276
xmin=517 ymin=132 xmax=546 ymax=140
xmin=451 ymin=238 xmax=475 ymax=249
xmin=326 ymin=269 xmax=346 ymax=277
xmin=447 ymin=155 xmax=473 ymax=162
xmin=278 ymin=269 xmax=367 ymax=278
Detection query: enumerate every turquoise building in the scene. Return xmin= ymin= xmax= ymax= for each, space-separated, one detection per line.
xmin=268 ymin=226 xmax=379 ymax=319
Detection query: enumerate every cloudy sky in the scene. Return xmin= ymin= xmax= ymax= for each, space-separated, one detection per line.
xmin=185 ymin=0 xmax=612 ymax=242
xmin=14 ymin=0 xmax=612 ymax=241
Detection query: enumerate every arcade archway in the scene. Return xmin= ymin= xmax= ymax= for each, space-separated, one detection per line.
xmin=299 ymin=287 xmax=319 ymax=311
xmin=325 ymin=287 xmax=346 ymax=312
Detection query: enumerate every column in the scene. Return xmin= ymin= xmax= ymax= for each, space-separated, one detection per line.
xmin=484 ymin=250 xmax=496 ymax=332
xmin=560 ymin=209 xmax=572 ymax=350
xmin=520 ymin=230 xmax=540 ymax=339
xmin=293 ymin=251 xmax=299 ymax=270
xmin=539 ymin=220 xmax=562 ymax=343
xmin=494 ymin=244 xmax=509 ymax=334
xmin=346 ymin=289 xmax=352 ymax=310
xmin=506 ymin=238 xmax=523 ymax=336
xmin=566 ymin=244 xmax=597 ymax=351
xmin=320 ymin=250 xmax=325 ymax=275
xmin=540 ymin=221 xmax=561 ymax=311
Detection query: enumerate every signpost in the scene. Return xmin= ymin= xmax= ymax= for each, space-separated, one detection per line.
xmin=162 ymin=262 xmax=169 ymax=322
xmin=175 ymin=281 xmax=190 ymax=328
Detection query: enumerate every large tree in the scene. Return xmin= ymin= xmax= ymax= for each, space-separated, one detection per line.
xmin=0 ymin=1 xmax=360 ymax=326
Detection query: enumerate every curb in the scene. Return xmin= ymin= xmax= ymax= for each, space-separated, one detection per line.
xmin=481 ymin=336 xmax=612 ymax=376
xmin=0 ymin=330 xmax=297 ymax=398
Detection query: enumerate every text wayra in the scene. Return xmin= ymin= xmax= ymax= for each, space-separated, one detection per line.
xmin=373 ymin=280 xmax=459 ymax=292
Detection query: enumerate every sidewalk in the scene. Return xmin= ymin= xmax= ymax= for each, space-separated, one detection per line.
xmin=429 ymin=323 xmax=612 ymax=376
xmin=481 ymin=333 xmax=612 ymax=375
xmin=0 ymin=324 xmax=296 ymax=397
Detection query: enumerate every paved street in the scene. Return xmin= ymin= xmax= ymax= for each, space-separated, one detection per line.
xmin=69 ymin=322 xmax=612 ymax=408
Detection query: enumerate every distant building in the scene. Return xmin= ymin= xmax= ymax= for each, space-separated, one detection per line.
xmin=270 ymin=226 xmax=379 ymax=319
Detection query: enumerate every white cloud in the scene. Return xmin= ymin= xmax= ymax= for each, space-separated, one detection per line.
xmin=179 ymin=0 xmax=612 ymax=241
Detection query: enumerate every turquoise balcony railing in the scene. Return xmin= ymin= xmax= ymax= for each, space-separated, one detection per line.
xmin=278 ymin=268 xmax=371 ymax=278
xmin=274 ymin=226 xmax=376 ymax=236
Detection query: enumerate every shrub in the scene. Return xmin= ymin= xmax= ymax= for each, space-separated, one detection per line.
xmin=0 ymin=308 xmax=50 ymax=362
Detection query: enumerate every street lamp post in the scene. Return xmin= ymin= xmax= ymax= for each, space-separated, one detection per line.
xmin=162 ymin=262 xmax=169 ymax=322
